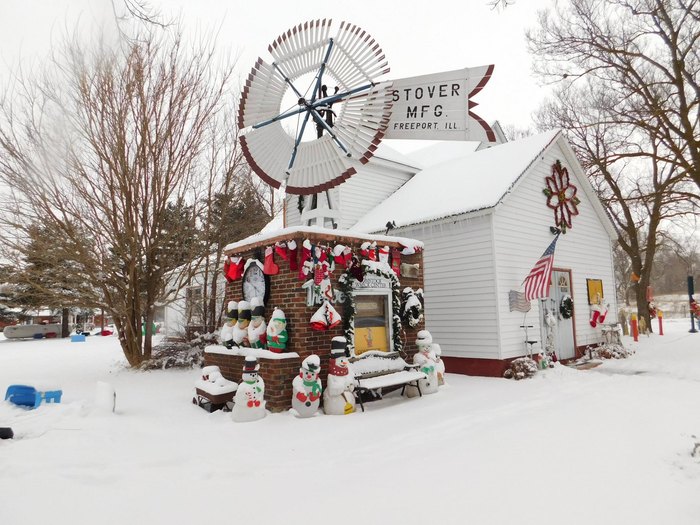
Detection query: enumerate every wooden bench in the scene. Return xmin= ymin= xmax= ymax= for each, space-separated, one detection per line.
xmin=350 ymin=353 xmax=427 ymax=412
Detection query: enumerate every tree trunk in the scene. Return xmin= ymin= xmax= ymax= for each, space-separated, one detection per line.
xmin=61 ymin=307 xmax=70 ymax=338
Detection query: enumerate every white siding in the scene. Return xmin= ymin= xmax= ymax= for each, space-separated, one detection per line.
xmin=394 ymin=214 xmax=500 ymax=359
xmin=493 ymin=141 xmax=618 ymax=359
xmin=284 ymin=160 xmax=415 ymax=229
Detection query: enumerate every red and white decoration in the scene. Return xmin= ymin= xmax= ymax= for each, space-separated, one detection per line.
xmin=223 ymin=256 xmax=244 ymax=282
xmin=543 ymin=160 xmax=581 ymax=233
xmin=310 ymin=301 xmax=342 ymax=331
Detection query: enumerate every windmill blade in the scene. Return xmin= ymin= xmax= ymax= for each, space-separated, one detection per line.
xmin=238 ymin=20 xmax=391 ymax=195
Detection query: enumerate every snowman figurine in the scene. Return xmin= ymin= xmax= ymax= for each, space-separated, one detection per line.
xmin=291 ymin=354 xmax=322 ymax=418
xmin=247 ymin=297 xmax=267 ymax=349
xmin=323 ymin=337 xmax=356 ymax=415
xmin=232 ymin=356 xmax=266 ymax=422
xmin=232 ymin=300 xmax=251 ymax=346
xmin=407 ymin=330 xmax=439 ymax=397
xmin=266 ymin=308 xmax=288 ymax=353
xmin=220 ymin=300 xmax=238 ymax=349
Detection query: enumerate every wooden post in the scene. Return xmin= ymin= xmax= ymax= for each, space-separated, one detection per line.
xmin=657 ymin=309 xmax=663 ymax=336
xmin=631 ymin=313 xmax=639 ymax=342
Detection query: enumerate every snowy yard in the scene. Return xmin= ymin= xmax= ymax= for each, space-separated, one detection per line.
xmin=1 ymin=320 xmax=699 ymax=525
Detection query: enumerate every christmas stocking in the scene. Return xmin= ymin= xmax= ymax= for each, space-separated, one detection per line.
xmin=275 ymin=242 xmax=289 ymax=261
xmin=391 ymin=248 xmax=401 ymax=276
xmin=589 ymin=306 xmax=601 ymax=328
xmin=361 ymin=241 xmax=377 ymax=261
xmin=225 ymin=256 xmax=244 ymax=281
xmin=378 ymin=246 xmax=390 ymax=264
xmin=310 ymin=303 xmax=329 ymax=331
xmin=325 ymin=302 xmax=342 ymax=329
xmin=598 ymin=305 xmax=608 ymax=324
xmin=298 ymin=240 xmax=312 ymax=280
xmin=287 ymin=240 xmax=299 ymax=271
xmin=263 ymin=246 xmax=279 ymax=275
xmin=333 ymin=244 xmax=348 ymax=268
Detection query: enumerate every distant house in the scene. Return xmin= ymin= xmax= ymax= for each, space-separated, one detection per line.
xmin=161 ymin=215 xmax=285 ymax=339
xmin=283 ymin=130 xmax=618 ymax=376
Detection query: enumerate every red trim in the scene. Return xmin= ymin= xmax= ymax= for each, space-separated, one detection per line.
xmin=468 ymin=64 xmax=495 ymax=98
xmin=442 ymin=356 xmax=511 ymax=377
xmin=468 ymin=110 xmax=496 ymax=143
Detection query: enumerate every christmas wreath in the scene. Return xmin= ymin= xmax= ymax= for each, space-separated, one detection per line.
xmin=338 ymin=261 xmax=403 ymax=356
xmin=560 ymin=294 xmax=574 ymax=319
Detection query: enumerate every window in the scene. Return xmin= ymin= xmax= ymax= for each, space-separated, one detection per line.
xmin=354 ymin=294 xmax=390 ymax=355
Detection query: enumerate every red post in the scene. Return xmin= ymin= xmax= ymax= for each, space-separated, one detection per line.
xmin=658 ymin=309 xmax=664 ymax=336
xmin=631 ymin=313 xmax=639 ymax=342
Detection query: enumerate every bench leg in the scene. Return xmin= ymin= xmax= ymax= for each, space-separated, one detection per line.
xmin=416 ymin=382 xmax=422 ymax=397
xmin=355 ymin=389 xmax=365 ymax=413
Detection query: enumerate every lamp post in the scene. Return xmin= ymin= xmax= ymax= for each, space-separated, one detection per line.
xmin=689 ymin=276 xmax=697 ymax=333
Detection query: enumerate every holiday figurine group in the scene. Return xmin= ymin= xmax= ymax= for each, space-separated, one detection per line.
xmin=232 ymin=356 xmax=266 ymax=422
xmin=323 ymin=337 xmax=356 ymax=415
xmin=291 ymin=354 xmax=323 ymax=418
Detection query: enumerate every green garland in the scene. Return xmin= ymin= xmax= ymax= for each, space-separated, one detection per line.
xmin=338 ymin=262 xmax=404 ymax=356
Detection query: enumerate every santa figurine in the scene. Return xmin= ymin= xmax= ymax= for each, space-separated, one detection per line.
xmin=247 ymin=297 xmax=267 ymax=349
xmin=232 ymin=356 xmax=266 ymax=422
xmin=406 ymin=330 xmax=439 ymax=397
xmin=323 ymin=337 xmax=356 ymax=415
xmin=220 ymin=300 xmax=238 ymax=349
xmin=232 ymin=300 xmax=251 ymax=346
xmin=291 ymin=354 xmax=322 ymax=418
xmin=267 ymin=308 xmax=288 ymax=353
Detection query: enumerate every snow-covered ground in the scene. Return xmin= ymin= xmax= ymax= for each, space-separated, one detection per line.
xmin=1 ymin=319 xmax=699 ymax=524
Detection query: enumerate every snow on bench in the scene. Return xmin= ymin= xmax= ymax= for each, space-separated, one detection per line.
xmin=349 ymin=353 xmax=427 ymax=412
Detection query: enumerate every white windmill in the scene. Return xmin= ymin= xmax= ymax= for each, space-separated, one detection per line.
xmin=238 ymin=19 xmax=497 ymax=229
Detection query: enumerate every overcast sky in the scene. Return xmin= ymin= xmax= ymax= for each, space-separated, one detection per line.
xmin=0 ymin=0 xmax=555 ymax=134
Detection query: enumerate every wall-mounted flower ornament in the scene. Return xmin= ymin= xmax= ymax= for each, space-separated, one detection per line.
xmin=542 ymin=160 xmax=580 ymax=233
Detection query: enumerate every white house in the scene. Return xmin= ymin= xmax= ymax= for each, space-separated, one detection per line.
xmin=282 ymin=129 xmax=618 ymax=376
xmin=345 ymin=130 xmax=618 ymax=375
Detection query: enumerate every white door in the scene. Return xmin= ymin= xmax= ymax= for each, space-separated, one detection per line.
xmin=553 ymin=271 xmax=576 ymax=359
xmin=539 ymin=270 xmax=576 ymax=360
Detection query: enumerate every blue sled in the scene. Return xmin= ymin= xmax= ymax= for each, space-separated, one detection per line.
xmin=4 ymin=385 xmax=63 ymax=409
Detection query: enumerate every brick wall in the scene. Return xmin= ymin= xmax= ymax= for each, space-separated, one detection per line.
xmin=206 ymin=231 xmax=425 ymax=412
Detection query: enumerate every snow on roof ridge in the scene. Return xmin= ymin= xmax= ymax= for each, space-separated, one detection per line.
xmin=224 ymin=225 xmax=424 ymax=253
xmin=351 ymin=129 xmax=562 ymax=233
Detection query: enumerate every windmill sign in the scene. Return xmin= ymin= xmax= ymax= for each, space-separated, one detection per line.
xmin=385 ymin=66 xmax=496 ymax=142
xmin=238 ymin=19 xmax=496 ymax=195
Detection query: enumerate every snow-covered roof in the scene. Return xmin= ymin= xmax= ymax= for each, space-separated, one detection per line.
xmin=352 ymin=130 xmax=561 ymax=233
xmin=370 ymin=142 xmax=422 ymax=170
xmin=403 ymin=140 xmax=481 ymax=169
xmin=224 ymin=225 xmax=423 ymax=253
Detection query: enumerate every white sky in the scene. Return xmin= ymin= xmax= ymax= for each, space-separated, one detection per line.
xmin=0 ymin=0 xmax=555 ymax=136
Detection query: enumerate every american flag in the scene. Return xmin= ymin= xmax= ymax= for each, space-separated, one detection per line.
xmin=523 ymin=234 xmax=560 ymax=301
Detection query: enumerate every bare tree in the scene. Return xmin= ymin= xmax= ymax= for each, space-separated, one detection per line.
xmin=527 ymin=0 xmax=700 ymax=190
xmin=528 ymin=0 xmax=700 ymax=328
xmin=0 ymin=28 xmax=234 ymax=366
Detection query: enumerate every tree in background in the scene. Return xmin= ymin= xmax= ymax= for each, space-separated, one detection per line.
xmin=528 ymin=0 xmax=699 ymax=190
xmin=0 ymin=27 xmax=234 ymax=366
xmin=528 ymin=0 xmax=700 ymax=329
